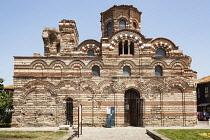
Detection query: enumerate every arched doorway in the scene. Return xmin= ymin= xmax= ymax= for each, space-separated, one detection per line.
xmin=66 ymin=97 xmax=73 ymax=125
xmin=124 ymin=88 xmax=143 ymax=127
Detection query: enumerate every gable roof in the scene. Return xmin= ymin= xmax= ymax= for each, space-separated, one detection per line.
xmin=4 ymin=85 xmax=14 ymax=89
xmin=198 ymin=75 xmax=210 ymax=83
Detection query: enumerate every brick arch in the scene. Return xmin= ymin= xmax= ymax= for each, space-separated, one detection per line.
xmin=80 ymin=80 xmax=98 ymax=91
xmin=82 ymin=86 xmax=95 ymax=94
xmin=117 ymin=16 xmax=129 ymax=29
xmin=167 ymin=78 xmax=190 ymax=90
xmin=116 ymin=15 xmax=129 ymax=21
xmin=31 ymin=60 xmax=48 ymax=69
xmin=131 ymin=19 xmax=139 ymax=28
xmin=169 ymin=85 xmax=184 ymax=92
xmin=69 ymin=60 xmax=85 ymax=69
xmin=169 ymin=60 xmax=188 ymax=69
xmin=143 ymin=79 xmax=165 ymax=91
xmin=77 ymin=39 xmax=101 ymax=54
xmin=86 ymin=60 xmax=104 ymax=69
xmin=111 ymin=29 xmax=146 ymax=41
xmin=121 ymin=80 xmax=141 ymax=93
xmin=80 ymin=44 xmax=101 ymax=53
xmin=150 ymin=60 xmax=168 ymax=69
xmin=118 ymin=60 xmax=136 ymax=68
xmin=104 ymin=18 xmax=113 ymax=27
xmin=63 ymin=96 xmax=75 ymax=101
xmin=151 ymin=38 xmax=178 ymax=57
xmin=20 ymin=80 xmax=56 ymax=100
xmin=98 ymin=80 xmax=112 ymax=91
xmin=57 ymin=80 xmax=77 ymax=90
xmin=151 ymin=37 xmax=177 ymax=49
xmin=49 ymin=60 xmax=67 ymax=69
xmin=97 ymin=80 xmax=119 ymax=92
xmin=171 ymin=62 xmax=185 ymax=69
xmin=108 ymin=30 xmax=144 ymax=50
xmin=124 ymin=87 xmax=142 ymax=97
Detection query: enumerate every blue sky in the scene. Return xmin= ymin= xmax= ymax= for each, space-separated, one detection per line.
xmin=1 ymin=0 xmax=210 ymax=86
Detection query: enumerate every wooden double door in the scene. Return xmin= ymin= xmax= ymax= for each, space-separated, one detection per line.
xmin=124 ymin=89 xmax=143 ymax=127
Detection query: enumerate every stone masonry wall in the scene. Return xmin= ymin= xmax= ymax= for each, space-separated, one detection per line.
xmin=13 ymin=5 xmax=197 ymax=127
xmin=12 ymin=76 xmax=197 ymax=127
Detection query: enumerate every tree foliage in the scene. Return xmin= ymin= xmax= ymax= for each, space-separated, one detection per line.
xmin=0 ymin=78 xmax=13 ymax=123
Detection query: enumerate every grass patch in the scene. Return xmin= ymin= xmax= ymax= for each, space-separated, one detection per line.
xmin=155 ymin=129 xmax=210 ymax=140
xmin=0 ymin=123 xmax=11 ymax=128
xmin=0 ymin=131 xmax=69 ymax=140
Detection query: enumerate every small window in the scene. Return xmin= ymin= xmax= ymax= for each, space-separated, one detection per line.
xmin=155 ymin=66 xmax=162 ymax=76
xmin=205 ymin=87 xmax=208 ymax=93
xmin=107 ymin=22 xmax=112 ymax=37
xmin=198 ymin=88 xmax=200 ymax=98
xmin=120 ymin=20 xmax=126 ymax=30
xmin=123 ymin=66 xmax=131 ymax=76
xmin=92 ymin=66 xmax=100 ymax=76
xmin=88 ymin=50 xmax=94 ymax=56
xmin=56 ymin=44 xmax=60 ymax=53
xmin=132 ymin=22 xmax=137 ymax=29
xmin=156 ymin=49 xmax=166 ymax=57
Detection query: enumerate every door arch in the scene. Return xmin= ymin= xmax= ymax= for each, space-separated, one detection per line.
xmin=66 ymin=97 xmax=73 ymax=125
xmin=124 ymin=88 xmax=143 ymax=127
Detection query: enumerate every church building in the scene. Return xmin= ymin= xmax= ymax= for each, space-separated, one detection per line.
xmin=13 ymin=5 xmax=197 ymax=127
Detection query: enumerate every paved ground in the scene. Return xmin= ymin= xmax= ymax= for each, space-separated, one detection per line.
xmin=0 ymin=121 xmax=209 ymax=140
xmin=73 ymin=127 xmax=153 ymax=140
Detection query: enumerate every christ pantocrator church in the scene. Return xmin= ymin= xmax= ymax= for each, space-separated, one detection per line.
xmin=13 ymin=5 xmax=197 ymax=127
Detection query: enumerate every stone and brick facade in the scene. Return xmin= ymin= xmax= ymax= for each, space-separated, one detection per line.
xmin=13 ymin=5 xmax=197 ymax=127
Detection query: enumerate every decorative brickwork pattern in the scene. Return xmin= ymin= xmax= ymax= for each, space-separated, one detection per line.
xmin=13 ymin=5 xmax=197 ymax=127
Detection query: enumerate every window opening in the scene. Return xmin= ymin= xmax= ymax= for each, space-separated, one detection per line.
xmin=120 ymin=20 xmax=126 ymax=30
xmin=130 ymin=42 xmax=134 ymax=55
xmin=107 ymin=22 xmax=112 ymax=37
xmin=155 ymin=65 xmax=162 ymax=76
xmin=56 ymin=44 xmax=60 ymax=53
xmin=205 ymin=87 xmax=209 ymax=98
xmin=198 ymin=88 xmax=200 ymax=98
xmin=92 ymin=65 xmax=100 ymax=76
xmin=132 ymin=22 xmax=137 ymax=29
xmin=119 ymin=40 xmax=134 ymax=55
xmin=156 ymin=49 xmax=166 ymax=57
xmin=124 ymin=40 xmax=128 ymax=54
xmin=123 ymin=66 xmax=131 ymax=76
xmin=88 ymin=50 xmax=94 ymax=56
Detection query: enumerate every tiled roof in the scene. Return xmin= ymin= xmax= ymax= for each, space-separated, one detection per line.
xmin=4 ymin=85 xmax=14 ymax=89
xmin=198 ymin=76 xmax=210 ymax=83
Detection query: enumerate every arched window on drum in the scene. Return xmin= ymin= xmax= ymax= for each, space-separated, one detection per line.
xmin=107 ymin=22 xmax=112 ymax=37
xmin=119 ymin=20 xmax=126 ymax=30
xmin=132 ymin=22 xmax=137 ymax=30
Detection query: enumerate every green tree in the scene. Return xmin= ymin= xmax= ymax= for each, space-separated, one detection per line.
xmin=0 ymin=78 xmax=13 ymax=123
